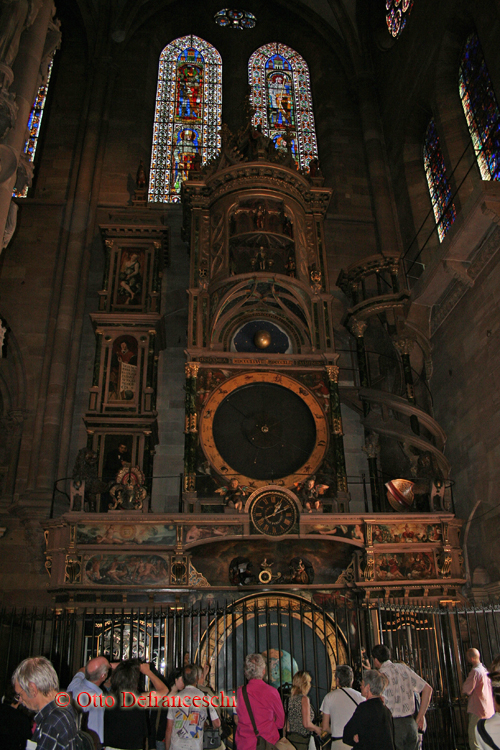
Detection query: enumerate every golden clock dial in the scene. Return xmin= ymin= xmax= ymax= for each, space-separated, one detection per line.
xmin=250 ymin=491 xmax=298 ymax=536
xmin=199 ymin=371 xmax=329 ymax=489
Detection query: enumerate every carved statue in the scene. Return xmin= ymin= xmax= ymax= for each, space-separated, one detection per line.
xmin=294 ymin=475 xmax=329 ymax=512
xmin=72 ymin=447 xmax=108 ymax=512
xmin=0 ymin=0 xmax=41 ymax=68
xmin=109 ymin=466 xmax=147 ymax=511
xmin=136 ymin=160 xmax=146 ymax=188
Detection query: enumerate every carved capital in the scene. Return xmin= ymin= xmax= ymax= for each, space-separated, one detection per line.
xmin=185 ymin=362 xmax=200 ymax=379
xmin=392 ymin=337 xmax=415 ymax=356
xmin=325 ymin=365 xmax=340 ymax=383
xmin=105 ymin=239 xmax=114 ymax=249
xmin=349 ymin=318 xmax=367 ymax=338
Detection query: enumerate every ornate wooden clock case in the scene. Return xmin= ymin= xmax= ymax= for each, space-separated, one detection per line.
xmin=181 ymin=135 xmax=351 ymax=514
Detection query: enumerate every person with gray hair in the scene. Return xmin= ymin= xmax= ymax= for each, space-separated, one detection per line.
xmin=342 ymin=670 xmax=395 ymax=750
xmin=320 ymin=665 xmax=364 ymax=749
xmin=371 ymin=643 xmax=432 ymax=750
xmin=12 ymin=656 xmax=78 ymax=750
xmin=67 ymin=654 xmax=111 ymax=746
xmin=236 ymin=653 xmax=285 ymax=750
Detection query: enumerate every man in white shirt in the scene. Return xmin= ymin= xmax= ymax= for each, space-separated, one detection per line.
xmin=321 ymin=665 xmax=365 ymax=750
xmin=67 ymin=655 xmax=110 ymax=746
xmin=371 ymin=644 xmax=432 ymax=750
xmin=166 ymin=664 xmax=220 ymax=750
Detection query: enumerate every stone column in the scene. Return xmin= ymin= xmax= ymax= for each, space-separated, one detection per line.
xmin=355 ymin=72 xmax=401 ymax=257
xmin=183 ymin=362 xmax=200 ymax=493
xmin=35 ymin=50 xmax=118 ymax=489
xmin=325 ymin=364 xmax=349 ymax=497
xmin=0 ymin=0 xmax=56 ymax=244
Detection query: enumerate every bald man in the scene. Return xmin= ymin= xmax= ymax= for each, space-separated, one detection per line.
xmin=67 ymin=656 xmax=110 ymax=746
xmin=461 ymin=648 xmax=495 ymax=750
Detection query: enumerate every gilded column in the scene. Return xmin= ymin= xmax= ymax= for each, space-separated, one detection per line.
xmin=350 ymin=318 xmax=369 ymax=416
xmin=325 ymin=364 xmax=348 ymax=495
xmin=183 ymin=362 xmax=200 ymax=492
xmin=363 ymin=431 xmax=382 ymax=513
xmin=393 ymin=337 xmax=416 ymax=405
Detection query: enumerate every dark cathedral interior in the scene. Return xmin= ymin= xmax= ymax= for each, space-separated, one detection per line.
xmin=0 ymin=0 xmax=499 ymax=746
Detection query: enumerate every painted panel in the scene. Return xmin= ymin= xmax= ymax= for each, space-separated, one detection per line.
xmin=77 ymin=523 xmax=176 ymax=546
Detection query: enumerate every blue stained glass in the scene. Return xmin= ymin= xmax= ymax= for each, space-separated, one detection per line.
xmin=459 ymin=33 xmax=500 ymax=181
xmin=248 ymin=43 xmax=318 ymax=171
xmin=149 ymin=36 xmax=222 ymax=203
xmin=386 ymin=0 xmax=414 ymax=38
xmin=423 ymin=119 xmax=456 ymax=242
xmin=13 ymin=57 xmax=54 ymax=198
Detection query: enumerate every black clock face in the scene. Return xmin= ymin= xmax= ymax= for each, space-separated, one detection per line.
xmin=212 ymin=383 xmax=316 ymax=481
xmin=250 ymin=491 xmax=298 ymax=536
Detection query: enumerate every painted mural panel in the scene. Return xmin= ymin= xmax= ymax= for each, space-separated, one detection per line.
xmin=77 ymin=523 xmax=177 ymax=546
xmin=371 ymin=523 xmax=441 ymax=544
xmin=306 ymin=523 xmax=364 ymax=543
xmin=184 ymin=524 xmax=244 ymax=543
xmin=84 ymin=554 xmax=169 ymax=585
xmin=374 ymin=552 xmax=436 ymax=581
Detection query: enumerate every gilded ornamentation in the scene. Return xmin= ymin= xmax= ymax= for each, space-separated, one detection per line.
xmin=64 ymin=554 xmax=82 ymax=584
xmin=438 ymin=552 xmax=453 ymax=578
xmin=332 ymin=416 xmax=343 ymax=435
xmin=365 ymin=553 xmax=375 ymax=581
xmin=184 ymin=473 xmax=196 ymax=492
xmin=349 ymin=318 xmax=367 ymax=338
xmin=325 ymin=365 xmax=340 ymax=383
xmin=393 ymin=337 xmax=415 ymax=356
xmin=185 ymin=362 xmax=200 ymax=378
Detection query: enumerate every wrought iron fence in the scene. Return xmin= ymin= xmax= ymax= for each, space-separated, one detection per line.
xmin=1 ymin=597 xmax=499 ymax=749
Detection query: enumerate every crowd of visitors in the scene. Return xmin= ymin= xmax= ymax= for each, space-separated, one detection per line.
xmin=3 ymin=643 xmax=500 ymax=750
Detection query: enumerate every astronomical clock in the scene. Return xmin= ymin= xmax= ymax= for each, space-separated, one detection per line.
xmin=180 ymin=130 xmax=351 ymax=520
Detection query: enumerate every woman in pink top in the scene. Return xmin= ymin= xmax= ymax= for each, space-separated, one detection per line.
xmin=236 ymin=653 xmax=285 ymax=750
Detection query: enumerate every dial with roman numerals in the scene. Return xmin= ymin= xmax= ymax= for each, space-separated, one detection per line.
xmin=250 ymin=491 xmax=298 ymax=536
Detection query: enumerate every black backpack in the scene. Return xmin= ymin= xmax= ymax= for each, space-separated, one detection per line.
xmin=75 ymin=727 xmax=95 ymax=750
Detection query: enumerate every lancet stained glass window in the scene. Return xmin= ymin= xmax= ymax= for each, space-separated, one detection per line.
xmin=423 ymin=119 xmax=456 ymax=242
xmin=248 ymin=43 xmax=318 ymax=171
xmin=149 ymin=36 xmax=222 ymax=203
xmin=459 ymin=32 xmax=500 ymax=181
xmin=386 ymin=0 xmax=414 ymax=39
xmin=13 ymin=58 xmax=54 ymax=198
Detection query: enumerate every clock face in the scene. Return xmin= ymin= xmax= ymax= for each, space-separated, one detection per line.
xmin=199 ymin=371 xmax=329 ymax=488
xmin=250 ymin=491 xmax=298 ymax=536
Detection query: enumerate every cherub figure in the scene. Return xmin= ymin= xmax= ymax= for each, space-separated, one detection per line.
xmin=294 ymin=475 xmax=329 ymax=512
xmin=215 ymin=478 xmax=250 ymax=512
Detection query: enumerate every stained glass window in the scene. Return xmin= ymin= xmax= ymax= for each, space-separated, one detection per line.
xmin=423 ymin=119 xmax=456 ymax=242
xmin=148 ymin=36 xmax=222 ymax=203
xmin=13 ymin=58 xmax=54 ymax=198
xmin=248 ymin=43 xmax=318 ymax=171
xmin=386 ymin=0 xmax=414 ymax=39
xmin=459 ymin=32 xmax=500 ymax=181
xmin=214 ymin=9 xmax=256 ymax=29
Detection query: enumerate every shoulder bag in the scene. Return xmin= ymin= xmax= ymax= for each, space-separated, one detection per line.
xmin=242 ymin=684 xmax=295 ymax=750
